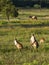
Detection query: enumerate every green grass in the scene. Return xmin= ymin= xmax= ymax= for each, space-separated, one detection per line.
xmin=0 ymin=9 xmax=49 ymax=65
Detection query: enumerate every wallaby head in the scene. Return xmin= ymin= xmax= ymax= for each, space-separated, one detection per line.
xmin=40 ymin=38 xmax=45 ymax=43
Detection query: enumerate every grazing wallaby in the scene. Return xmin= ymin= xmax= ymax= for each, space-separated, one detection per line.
xmin=14 ymin=39 xmax=23 ymax=50
xmin=29 ymin=16 xmax=37 ymax=20
xmin=32 ymin=16 xmax=37 ymax=20
xmin=30 ymin=34 xmax=39 ymax=49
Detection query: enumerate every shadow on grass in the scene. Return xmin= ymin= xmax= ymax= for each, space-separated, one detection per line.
xmin=21 ymin=23 xmax=49 ymax=28
xmin=0 ymin=48 xmax=16 ymax=53
xmin=0 ymin=31 xmax=9 ymax=36
xmin=0 ymin=22 xmax=49 ymax=28
xmin=0 ymin=23 xmax=20 ymax=29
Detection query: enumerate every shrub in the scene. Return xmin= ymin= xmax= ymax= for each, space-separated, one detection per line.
xmin=34 ymin=4 xmax=41 ymax=9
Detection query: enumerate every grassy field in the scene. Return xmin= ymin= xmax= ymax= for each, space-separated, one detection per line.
xmin=0 ymin=9 xmax=49 ymax=65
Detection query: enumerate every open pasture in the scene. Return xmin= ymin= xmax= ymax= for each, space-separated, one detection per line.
xmin=0 ymin=9 xmax=49 ymax=65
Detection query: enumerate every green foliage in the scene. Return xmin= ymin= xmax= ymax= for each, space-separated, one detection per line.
xmin=11 ymin=6 xmax=18 ymax=18
xmin=34 ymin=4 xmax=41 ymax=9
xmin=0 ymin=0 xmax=18 ymax=20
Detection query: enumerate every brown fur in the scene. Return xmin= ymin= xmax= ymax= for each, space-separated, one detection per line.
xmin=40 ymin=38 xmax=45 ymax=43
xmin=14 ymin=39 xmax=23 ymax=49
xmin=30 ymin=34 xmax=39 ymax=49
xmin=31 ymin=41 xmax=39 ymax=49
xmin=29 ymin=16 xmax=37 ymax=20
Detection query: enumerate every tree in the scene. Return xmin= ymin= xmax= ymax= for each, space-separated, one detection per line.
xmin=0 ymin=0 xmax=18 ymax=21
xmin=10 ymin=6 xmax=18 ymax=18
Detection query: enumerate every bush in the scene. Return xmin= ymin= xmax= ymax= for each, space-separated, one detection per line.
xmin=34 ymin=4 xmax=41 ymax=9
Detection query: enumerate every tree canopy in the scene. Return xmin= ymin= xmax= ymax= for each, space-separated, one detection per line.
xmin=0 ymin=0 xmax=18 ymax=20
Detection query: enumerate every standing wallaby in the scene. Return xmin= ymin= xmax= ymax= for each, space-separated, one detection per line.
xmin=14 ymin=39 xmax=23 ymax=50
xmin=30 ymin=34 xmax=39 ymax=49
